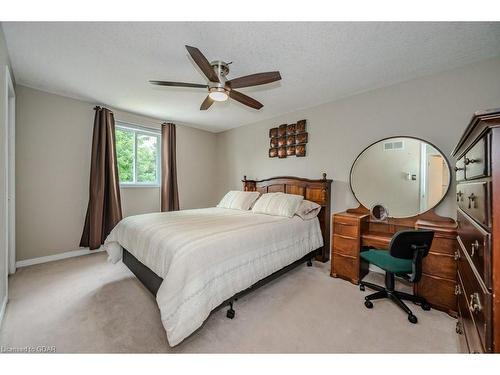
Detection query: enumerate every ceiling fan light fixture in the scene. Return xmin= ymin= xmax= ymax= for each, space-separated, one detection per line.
xmin=208 ymin=87 xmax=229 ymax=102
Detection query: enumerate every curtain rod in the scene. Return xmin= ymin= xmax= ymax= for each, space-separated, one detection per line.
xmin=93 ymin=105 xmax=176 ymax=125
xmin=93 ymin=105 xmax=113 ymax=113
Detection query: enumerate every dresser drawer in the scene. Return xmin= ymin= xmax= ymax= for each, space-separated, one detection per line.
xmin=457 ymin=272 xmax=484 ymax=353
xmin=464 ymin=134 xmax=490 ymax=180
xmin=457 ymin=210 xmax=491 ymax=289
xmin=456 ymin=182 xmax=491 ymax=228
xmin=421 ymin=252 xmax=456 ymax=280
xmin=457 ymin=245 xmax=492 ymax=352
xmin=332 ymin=234 xmax=358 ymax=257
xmin=455 ymin=157 xmax=466 ymax=182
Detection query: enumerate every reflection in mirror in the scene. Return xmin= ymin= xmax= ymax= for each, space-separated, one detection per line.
xmin=350 ymin=137 xmax=450 ymax=218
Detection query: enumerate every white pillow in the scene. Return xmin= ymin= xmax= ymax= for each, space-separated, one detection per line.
xmin=251 ymin=192 xmax=304 ymax=218
xmin=217 ymin=191 xmax=261 ymax=211
xmin=295 ymin=200 xmax=321 ymax=220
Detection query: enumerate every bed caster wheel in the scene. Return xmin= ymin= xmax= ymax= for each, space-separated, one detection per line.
xmin=364 ymin=300 xmax=373 ymax=309
xmin=408 ymin=314 xmax=418 ymax=324
xmin=421 ymin=302 xmax=431 ymax=311
xmin=226 ymin=308 xmax=235 ymax=319
xmin=359 ymin=284 xmax=365 ymax=291
xmin=307 ymin=259 xmax=312 ymax=267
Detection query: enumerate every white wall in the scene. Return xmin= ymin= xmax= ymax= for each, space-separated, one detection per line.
xmin=15 ymin=85 xmax=218 ymax=261
xmin=11 ymin=55 xmax=500 ymax=265
xmin=215 ymin=57 xmax=500 ymax=219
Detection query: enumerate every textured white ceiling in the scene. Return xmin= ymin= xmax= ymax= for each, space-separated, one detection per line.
xmin=3 ymin=22 xmax=500 ymax=132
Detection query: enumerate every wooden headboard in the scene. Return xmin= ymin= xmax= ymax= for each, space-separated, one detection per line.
xmin=242 ymin=174 xmax=332 ymax=262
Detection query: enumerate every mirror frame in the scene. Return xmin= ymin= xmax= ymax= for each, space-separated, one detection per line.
xmin=349 ymin=135 xmax=452 ymax=218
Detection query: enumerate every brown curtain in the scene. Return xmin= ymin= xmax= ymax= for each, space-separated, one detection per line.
xmin=80 ymin=106 xmax=123 ymax=250
xmin=161 ymin=122 xmax=180 ymax=211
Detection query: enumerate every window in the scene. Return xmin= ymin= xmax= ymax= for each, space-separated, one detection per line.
xmin=115 ymin=122 xmax=161 ymax=187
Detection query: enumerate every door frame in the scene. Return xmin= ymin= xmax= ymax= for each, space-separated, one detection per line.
xmin=5 ymin=66 xmax=15 ymax=275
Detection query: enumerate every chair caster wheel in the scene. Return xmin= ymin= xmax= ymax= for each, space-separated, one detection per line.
xmin=226 ymin=308 xmax=235 ymax=319
xmin=364 ymin=300 xmax=373 ymax=309
xmin=408 ymin=314 xmax=418 ymax=324
xmin=359 ymin=284 xmax=365 ymax=291
xmin=421 ymin=302 xmax=431 ymax=311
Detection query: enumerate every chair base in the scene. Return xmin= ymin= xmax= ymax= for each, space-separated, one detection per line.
xmin=360 ymin=277 xmax=431 ymax=324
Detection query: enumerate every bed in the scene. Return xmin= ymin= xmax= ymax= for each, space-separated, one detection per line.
xmin=104 ymin=175 xmax=332 ymax=346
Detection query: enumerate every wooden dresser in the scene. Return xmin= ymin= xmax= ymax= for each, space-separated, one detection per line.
xmin=452 ymin=108 xmax=500 ymax=353
xmin=331 ymin=209 xmax=458 ymax=315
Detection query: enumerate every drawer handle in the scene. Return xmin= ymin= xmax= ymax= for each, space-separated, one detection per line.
xmin=454 ymin=250 xmax=460 ymax=261
xmin=464 ymin=157 xmax=478 ymax=165
xmin=456 ymin=191 xmax=463 ymax=202
xmin=456 ymin=321 xmax=463 ymax=335
xmin=469 ymin=293 xmax=482 ymax=314
xmin=455 ymin=284 xmax=462 ymax=295
xmin=454 ymin=166 xmax=464 ymax=172
xmin=471 ymin=240 xmax=480 ymax=257
xmin=467 ymin=193 xmax=477 ymax=209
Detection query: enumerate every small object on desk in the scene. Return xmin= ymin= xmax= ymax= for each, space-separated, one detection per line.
xmin=370 ymin=204 xmax=388 ymax=221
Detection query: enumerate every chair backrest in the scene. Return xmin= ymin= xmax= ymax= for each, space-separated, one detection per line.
xmin=389 ymin=229 xmax=435 ymax=283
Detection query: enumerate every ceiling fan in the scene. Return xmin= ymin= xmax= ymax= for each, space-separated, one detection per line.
xmin=150 ymin=45 xmax=281 ymax=110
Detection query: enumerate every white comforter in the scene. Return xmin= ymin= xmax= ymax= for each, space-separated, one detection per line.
xmin=104 ymin=207 xmax=323 ymax=346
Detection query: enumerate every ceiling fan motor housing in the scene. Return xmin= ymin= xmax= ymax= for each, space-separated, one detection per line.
xmin=210 ymin=60 xmax=230 ymax=79
xmin=208 ymin=61 xmax=230 ymax=97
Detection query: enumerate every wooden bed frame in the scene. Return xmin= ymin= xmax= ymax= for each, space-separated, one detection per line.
xmin=242 ymin=174 xmax=332 ymax=262
xmin=122 ymin=174 xmax=332 ymax=319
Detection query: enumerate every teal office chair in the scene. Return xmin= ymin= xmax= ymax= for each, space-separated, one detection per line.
xmin=359 ymin=229 xmax=434 ymax=324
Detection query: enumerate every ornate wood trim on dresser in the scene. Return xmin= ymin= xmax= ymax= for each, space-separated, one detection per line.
xmin=452 ymin=108 xmax=500 ymax=353
xmin=242 ymin=174 xmax=332 ymax=262
xmin=331 ymin=205 xmax=458 ymax=316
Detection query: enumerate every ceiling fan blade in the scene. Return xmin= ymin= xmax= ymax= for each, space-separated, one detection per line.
xmin=227 ymin=71 xmax=281 ymax=89
xmin=185 ymin=45 xmax=220 ymax=83
xmin=149 ymin=80 xmax=208 ymax=88
xmin=229 ymin=90 xmax=263 ymax=110
xmin=200 ymin=95 xmax=214 ymax=110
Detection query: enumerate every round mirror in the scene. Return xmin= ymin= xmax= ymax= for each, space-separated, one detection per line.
xmin=350 ymin=136 xmax=451 ymax=218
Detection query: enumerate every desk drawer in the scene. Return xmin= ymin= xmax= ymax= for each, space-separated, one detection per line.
xmin=332 ymin=234 xmax=358 ymax=257
xmin=331 ymin=253 xmax=359 ymax=283
xmin=415 ymin=273 xmax=456 ymax=313
xmin=333 ymin=222 xmax=358 ymax=238
xmin=457 ymin=210 xmax=491 ymax=289
xmin=464 ymin=134 xmax=489 ymax=180
xmin=456 ymin=182 xmax=490 ymax=228
xmin=421 ymin=252 xmax=456 ymax=280
xmin=457 ymin=272 xmax=484 ymax=353
xmin=457 ymin=244 xmax=492 ymax=352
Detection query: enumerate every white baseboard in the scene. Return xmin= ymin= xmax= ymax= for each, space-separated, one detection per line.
xmin=0 ymin=296 xmax=7 ymax=330
xmin=16 ymin=247 xmax=105 ymax=268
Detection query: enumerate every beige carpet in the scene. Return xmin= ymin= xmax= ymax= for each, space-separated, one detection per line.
xmin=0 ymin=252 xmax=460 ymax=353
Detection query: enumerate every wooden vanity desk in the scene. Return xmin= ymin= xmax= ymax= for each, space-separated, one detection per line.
xmin=331 ymin=206 xmax=458 ymax=316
